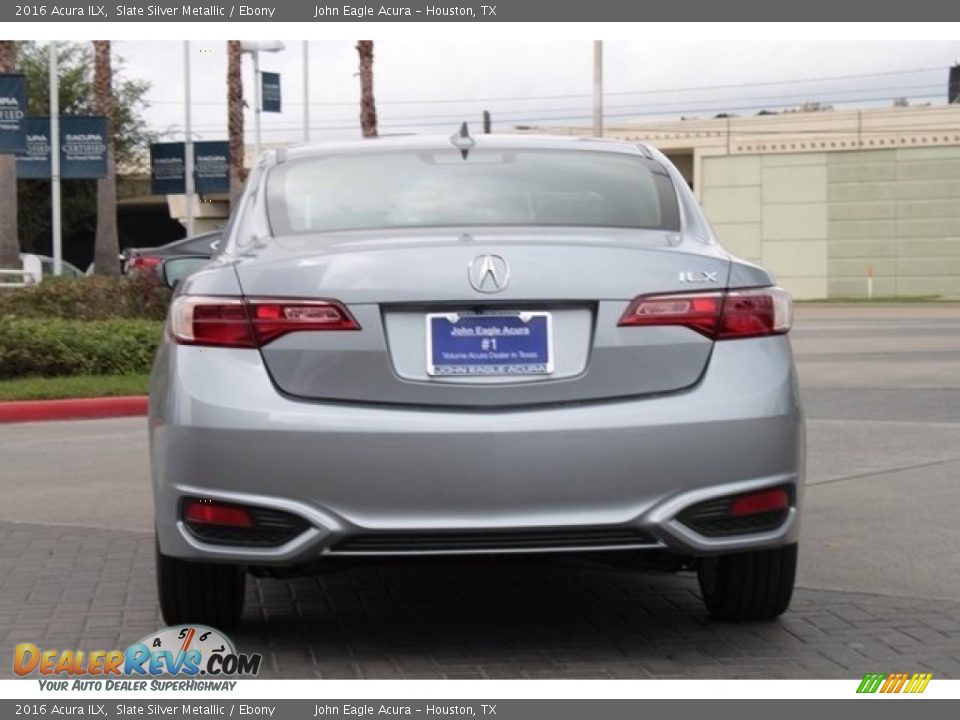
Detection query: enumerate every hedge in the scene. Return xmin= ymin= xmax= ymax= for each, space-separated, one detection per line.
xmin=0 ymin=274 xmax=171 ymax=321
xmin=0 ymin=317 xmax=165 ymax=379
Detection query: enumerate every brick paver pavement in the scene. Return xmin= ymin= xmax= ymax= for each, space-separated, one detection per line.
xmin=2 ymin=520 xmax=958 ymax=679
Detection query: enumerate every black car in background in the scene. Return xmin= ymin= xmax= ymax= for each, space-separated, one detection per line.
xmin=122 ymin=231 xmax=222 ymax=274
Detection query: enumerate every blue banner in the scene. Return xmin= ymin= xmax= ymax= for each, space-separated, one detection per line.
xmin=261 ymin=71 xmax=281 ymax=113
xmin=150 ymin=140 xmax=230 ymax=195
xmin=15 ymin=116 xmax=108 ymax=179
xmin=15 ymin=116 xmax=51 ymax=178
xmin=194 ymin=140 xmax=230 ymax=194
xmin=60 ymin=116 xmax=107 ymax=178
xmin=0 ymin=73 xmax=27 ymax=154
xmin=150 ymin=142 xmax=186 ymax=194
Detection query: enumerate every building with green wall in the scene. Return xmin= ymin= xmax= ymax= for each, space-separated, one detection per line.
xmin=537 ymin=105 xmax=960 ymax=299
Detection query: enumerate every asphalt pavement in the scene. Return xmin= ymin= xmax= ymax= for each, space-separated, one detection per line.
xmin=1 ymin=304 xmax=959 ymax=678
xmin=792 ymin=305 xmax=960 ymax=602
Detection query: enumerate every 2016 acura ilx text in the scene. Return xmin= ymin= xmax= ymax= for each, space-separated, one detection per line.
xmin=150 ymin=132 xmax=803 ymax=628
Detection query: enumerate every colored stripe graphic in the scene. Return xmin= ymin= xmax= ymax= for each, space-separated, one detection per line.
xmin=857 ymin=672 xmax=932 ymax=694
xmin=879 ymin=673 xmax=899 ymax=693
xmin=905 ymin=673 xmax=934 ymax=694
xmin=891 ymin=673 xmax=910 ymax=693
xmin=857 ymin=673 xmax=886 ymax=693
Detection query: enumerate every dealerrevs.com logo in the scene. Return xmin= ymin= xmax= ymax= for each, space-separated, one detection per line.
xmin=14 ymin=625 xmax=262 ymax=689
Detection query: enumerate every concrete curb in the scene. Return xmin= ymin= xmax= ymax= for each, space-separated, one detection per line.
xmin=0 ymin=396 xmax=148 ymax=423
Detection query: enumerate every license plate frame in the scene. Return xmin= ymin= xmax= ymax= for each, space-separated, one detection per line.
xmin=425 ymin=311 xmax=554 ymax=377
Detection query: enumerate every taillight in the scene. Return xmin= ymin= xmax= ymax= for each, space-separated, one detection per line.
xmin=126 ymin=255 xmax=163 ymax=273
xmin=247 ymin=299 xmax=360 ymax=343
xmin=618 ymin=287 xmax=791 ymax=340
xmin=720 ymin=289 xmax=793 ymax=339
xmin=169 ymin=295 xmax=359 ymax=348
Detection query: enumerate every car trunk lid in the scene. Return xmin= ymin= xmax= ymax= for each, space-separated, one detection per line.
xmin=232 ymin=229 xmax=731 ymax=407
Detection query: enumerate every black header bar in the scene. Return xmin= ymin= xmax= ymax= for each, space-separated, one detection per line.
xmin=5 ymin=0 xmax=960 ymax=22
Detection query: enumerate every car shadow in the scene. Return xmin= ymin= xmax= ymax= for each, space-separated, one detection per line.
xmin=231 ymin=554 xmax=802 ymax=678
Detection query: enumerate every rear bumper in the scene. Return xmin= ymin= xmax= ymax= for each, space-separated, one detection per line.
xmin=149 ymin=336 xmax=804 ymax=563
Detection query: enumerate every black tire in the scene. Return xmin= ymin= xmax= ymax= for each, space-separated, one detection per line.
xmin=697 ymin=543 xmax=797 ymax=621
xmin=156 ymin=544 xmax=246 ymax=629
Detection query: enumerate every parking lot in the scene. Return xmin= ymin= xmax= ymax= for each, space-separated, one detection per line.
xmin=1 ymin=304 xmax=959 ymax=679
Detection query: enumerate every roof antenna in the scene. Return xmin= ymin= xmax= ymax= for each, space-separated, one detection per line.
xmin=449 ymin=122 xmax=475 ymax=159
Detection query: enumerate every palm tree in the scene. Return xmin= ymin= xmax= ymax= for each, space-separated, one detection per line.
xmin=92 ymin=40 xmax=119 ymax=275
xmin=0 ymin=41 xmax=18 ymax=269
xmin=356 ymin=41 xmax=377 ymax=138
xmin=227 ymin=40 xmax=245 ymax=207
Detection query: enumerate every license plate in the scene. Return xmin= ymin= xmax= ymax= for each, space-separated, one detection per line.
xmin=426 ymin=312 xmax=553 ymax=377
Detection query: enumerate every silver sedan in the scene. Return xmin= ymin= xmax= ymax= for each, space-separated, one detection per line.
xmin=150 ymin=133 xmax=803 ymax=628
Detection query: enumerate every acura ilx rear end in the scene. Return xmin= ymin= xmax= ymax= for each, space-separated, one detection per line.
xmin=149 ymin=133 xmax=803 ymax=628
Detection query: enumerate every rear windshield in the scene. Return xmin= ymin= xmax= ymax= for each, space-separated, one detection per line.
xmin=266 ymin=149 xmax=680 ymax=235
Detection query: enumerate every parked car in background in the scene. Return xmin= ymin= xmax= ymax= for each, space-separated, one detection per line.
xmin=122 ymin=230 xmax=222 ymax=274
xmin=1 ymin=254 xmax=86 ymax=288
xmin=151 ymin=134 xmax=803 ymax=629
xmin=22 ymin=253 xmax=86 ymax=279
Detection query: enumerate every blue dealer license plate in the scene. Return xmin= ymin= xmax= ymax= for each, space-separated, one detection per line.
xmin=426 ymin=312 xmax=553 ymax=377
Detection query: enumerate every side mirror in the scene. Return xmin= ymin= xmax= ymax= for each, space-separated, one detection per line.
xmin=160 ymin=256 xmax=210 ymax=289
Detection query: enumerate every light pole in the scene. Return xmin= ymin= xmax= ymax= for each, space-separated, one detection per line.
xmin=303 ymin=41 xmax=310 ymax=143
xmin=183 ymin=41 xmax=194 ymax=237
xmin=592 ymin=40 xmax=603 ymax=138
xmin=49 ymin=42 xmax=62 ymax=276
xmin=240 ymin=41 xmax=285 ymax=160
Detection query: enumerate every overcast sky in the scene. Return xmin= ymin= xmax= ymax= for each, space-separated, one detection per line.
xmin=113 ymin=40 xmax=960 ymax=144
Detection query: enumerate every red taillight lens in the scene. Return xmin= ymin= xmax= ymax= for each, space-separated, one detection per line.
xmin=729 ymin=487 xmax=790 ymax=517
xmin=183 ymin=499 xmax=254 ymax=528
xmin=248 ymin=299 xmax=360 ymax=344
xmin=618 ymin=287 xmax=792 ymax=340
xmin=171 ymin=297 xmax=255 ymax=347
xmin=127 ymin=255 xmax=163 ymax=273
xmin=169 ymin=296 xmax=360 ymax=348
xmin=617 ymin=293 xmax=723 ymax=336
xmin=718 ymin=289 xmax=791 ymax=340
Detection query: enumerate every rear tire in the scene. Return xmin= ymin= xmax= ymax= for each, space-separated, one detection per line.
xmin=697 ymin=543 xmax=797 ymax=621
xmin=156 ymin=544 xmax=246 ymax=629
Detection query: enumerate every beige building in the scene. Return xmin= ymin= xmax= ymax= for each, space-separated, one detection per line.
xmin=534 ymin=104 xmax=960 ymax=299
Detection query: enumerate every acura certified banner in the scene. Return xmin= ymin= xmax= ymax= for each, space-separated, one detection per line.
xmin=14 ymin=116 xmax=108 ymax=179
xmin=150 ymin=140 xmax=230 ymax=194
xmin=0 ymin=73 xmax=27 ymax=154
xmin=195 ymin=140 xmax=231 ymax=194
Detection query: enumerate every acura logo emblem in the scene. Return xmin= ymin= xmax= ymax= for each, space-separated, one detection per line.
xmin=468 ymin=255 xmax=510 ymax=293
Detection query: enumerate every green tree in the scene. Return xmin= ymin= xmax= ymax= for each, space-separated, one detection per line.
xmin=15 ymin=41 xmax=154 ymax=261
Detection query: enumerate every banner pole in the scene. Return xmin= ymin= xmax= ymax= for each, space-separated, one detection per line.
xmin=592 ymin=40 xmax=603 ymax=138
xmin=49 ymin=42 xmax=61 ymax=276
xmin=253 ymin=49 xmax=262 ymax=159
xmin=183 ymin=41 xmax=195 ymax=237
xmin=303 ymin=41 xmax=310 ymax=143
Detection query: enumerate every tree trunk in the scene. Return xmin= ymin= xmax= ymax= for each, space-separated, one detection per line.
xmin=93 ymin=40 xmax=119 ymax=275
xmin=356 ymin=41 xmax=377 ymax=138
xmin=0 ymin=41 xmax=18 ymax=269
xmin=227 ymin=40 xmax=245 ymax=208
